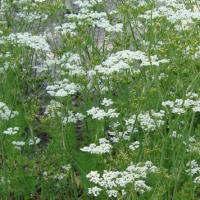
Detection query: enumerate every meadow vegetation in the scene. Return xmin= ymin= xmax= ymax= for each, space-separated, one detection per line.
xmin=1 ymin=0 xmax=200 ymax=199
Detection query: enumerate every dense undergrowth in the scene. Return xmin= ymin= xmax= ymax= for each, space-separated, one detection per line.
xmin=1 ymin=0 xmax=200 ymax=199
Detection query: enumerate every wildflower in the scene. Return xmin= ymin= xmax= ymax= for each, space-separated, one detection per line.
xmin=81 ymin=138 xmax=112 ymax=154
xmin=129 ymin=141 xmax=140 ymax=151
xmin=106 ymin=190 xmax=118 ymax=198
xmin=101 ymin=98 xmax=113 ymax=107
xmin=46 ymin=79 xmax=80 ymax=97
xmin=138 ymin=110 xmax=165 ymax=132
xmin=86 ymin=161 xmax=157 ymax=197
xmin=29 ymin=137 xmax=41 ymax=145
xmin=88 ymin=186 xmax=102 ymax=197
xmin=63 ymin=111 xmax=85 ymax=124
xmin=55 ymin=22 xmax=77 ymax=36
xmin=134 ymin=180 xmax=151 ymax=194
xmin=0 ymin=102 xmax=18 ymax=120
xmin=3 ymin=127 xmax=19 ymax=135
xmin=12 ymin=141 xmax=25 ymax=150
xmin=45 ymin=100 xmax=62 ymax=117
xmin=87 ymin=107 xmax=106 ymax=120
xmin=12 ymin=141 xmax=25 ymax=146
xmin=5 ymin=32 xmax=50 ymax=52
xmin=87 ymin=107 xmax=119 ymax=120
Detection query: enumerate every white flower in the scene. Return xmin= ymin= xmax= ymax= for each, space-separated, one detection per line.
xmin=186 ymin=160 xmax=200 ymax=176
xmin=0 ymin=102 xmax=18 ymax=120
xmin=141 ymin=0 xmax=200 ymax=32
xmin=106 ymin=189 xmax=118 ymax=198
xmin=193 ymin=106 xmax=200 ymax=112
xmin=172 ymin=107 xmax=185 ymax=114
xmin=138 ymin=110 xmax=165 ymax=132
xmin=125 ymin=114 xmax=137 ymax=133
xmin=106 ymin=108 xmax=119 ymax=118
xmin=43 ymin=171 xmax=48 ymax=176
xmin=55 ymin=22 xmax=77 ymax=36
xmin=134 ymin=180 xmax=151 ymax=194
xmin=73 ymin=0 xmax=103 ymax=9
xmin=29 ymin=137 xmax=41 ymax=145
xmin=12 ymin=141 xmax=25 ymax=146
xmin=186 ymin=92 xmax=198 ymax=99
xmin=194 ymin=176 xmax=200 ymax=184
xmin=88 ymin=186 xmax=102 ymax=197
xmin=63 ymin=111 xmax=85 ymax=124
xmin=101 ymin=98 xmax=113 ymax=107
xmin=12 ymin=141 xmax=25 ymax=147
xmin=87 ymin=161 xmax=157 ymax=198
xmin=170 ymin=131 xmax=181 ymax=139
xmin=35 ymin=0 xmax=46 ymax=2
xmin=86 ymin=171 xmax=101 ymax=184
xmin=3 ymin=127 xmax=19 ymax=135
xmin=129 ymin=141 xmax=140 ymax=151
xmin=16 ymin=12 xmax=48 ymax=23
xmin=186 ymin=137 xmax=200 ymax=154
xmin=95 ymin=50 xmax=167 ymax=76
xmin=158 ymin=73 xmax=168 ymax=80
xmin=80 ymin=138 xmax=112 ymax=154
xmin=53 ymin=174 xmax=65 ymax=180
xmin=162 ymin=96 xmax=200 ymax=114
xmin=45 ymin=100 xmax=62 ymax=117
xmin=5 ymin=32 xmax=50 ymax=52
xmin=46 ymin=79 xmax=80 ymax=97
xmin=87 ymin=106 xmax=119 ymax=120
xmin=162 ymin=100 xmax=174 ymax=108
xmin=66 ymin=4 xmax=122 ymax=33
xmin=62 ymin=164 xmax=71 ymax=171
xmin=87 ymin=107 xmax=106 ymax=120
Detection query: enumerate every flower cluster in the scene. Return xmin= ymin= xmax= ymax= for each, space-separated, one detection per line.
xmin=162 ymin=93 xmax=200 ymax=114
xmin=46 ymin=79 xmax=80 ymax=97
xmin=43 ymin=164 xmax=71 ymax=181
xmin=138 ymin=110 xmax=165 ymax=132
xmin=95 ymin=50 xmax=168 ymax=75
xmin=29 ymin=137 xmax=41 ymax=146
xmin=12 ymin=141 xmax=26 ymax=149
xmin=4 ymin=32 xmax=50 ymax=52
xmin=11 ymin=136 xmax=41 ymax=149
xmin=101 ymin=98 xmax=113 ymax=107
xmin=3 ymin=127 xmax=19 ymax=135
xmin=44 ymin=100 xmax=63 ymax=117
xmin=15 ymin=12 xmax=48 ymax=23
xmin=87 ymin=161 xmax=157 ymax=197
xmin=73 ymin=0 xmax=103 ymax=9
xmin=80 ymin=138 xmax=112 ymax=154
xmin=184 ymin=136 xmax=200 ymax=154
xmin=63 ymin=111 xmax=85 ymax=124
xmin=129 ymin=141 xmax=140 ymax=151
xmin=186 ymin=160 xmax=200 ymax=184
xmin=66 ymin=0 xmax=122 ymax=33
xmin=124 ymin=110 xmax=165 ymax=136
xmin=87 ymin=107 xmax=119 ymax=120
xmin=0 ymin=102 xmax=18 ymax=120
xmin=59 ymin=52 xmax=85 ymax=76
xmin=55 ymin=22 xmax=77 ymax=37
xmin=141 ymin=0 xmax=200 ymax=31
xmin=44 ymin=52 xmax=85 ymax=77
xmin=87 ymin=98 xmax=118 ymax=120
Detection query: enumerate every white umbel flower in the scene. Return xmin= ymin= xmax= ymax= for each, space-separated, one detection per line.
xmin=3 ymin=127 xmax=19 ymax=135
xmin=81 ymin=138 xmax=112 ymax=154
xmin=46 ymin=79 xmax=80 ymax=97
xmin=129 ymin=141 xmax=140 ymax=151
xmin=6 ymin=32 xmax=50 ymax=52
xmin=0 ymin=102 xmax=18 ymax=120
